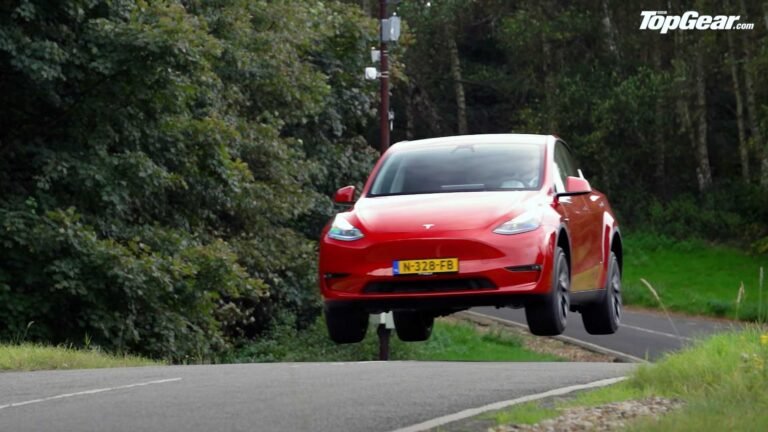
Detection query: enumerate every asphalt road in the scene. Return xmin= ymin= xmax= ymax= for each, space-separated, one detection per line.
xmin=0 ymin=362 xmax=633 ymax=432
xmin=0 ymin=307 xmax=733 ymax=431
xmin=473 ymin=306 xmax=739 ymax=361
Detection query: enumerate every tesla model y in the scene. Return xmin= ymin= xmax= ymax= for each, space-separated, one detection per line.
xmin=319 ymin=134 xmax=622 ymax=343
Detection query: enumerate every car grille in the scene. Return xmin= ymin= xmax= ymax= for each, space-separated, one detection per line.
xmin=363 ymin=278 xmax=496 ymax=294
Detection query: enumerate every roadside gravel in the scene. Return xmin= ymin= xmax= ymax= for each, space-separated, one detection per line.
xmin=491 ymin=397 xmax=684 ymax=432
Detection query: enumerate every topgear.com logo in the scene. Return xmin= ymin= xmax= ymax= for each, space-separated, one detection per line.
xmin=640 ymin=11 xmax=754 ymax=34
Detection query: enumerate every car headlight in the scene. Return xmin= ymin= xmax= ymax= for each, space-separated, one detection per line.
xmin=328 ymin=214 xmax=364 ymax=241
xmin=493 ymin=210 xmax=541 ymax=235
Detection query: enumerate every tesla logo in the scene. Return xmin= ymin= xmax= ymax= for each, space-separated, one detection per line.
xmin=423 ymin=224 xmax=435 ymax=230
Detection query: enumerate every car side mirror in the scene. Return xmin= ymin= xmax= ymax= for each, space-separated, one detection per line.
xmin=556 ymin=176 xmax=591 ymax=197
xmin=334 ymin=185 xmax=356 ymax=204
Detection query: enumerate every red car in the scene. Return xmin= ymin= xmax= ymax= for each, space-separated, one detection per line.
xmin=319 ymin=134 xmax=622 ymax=343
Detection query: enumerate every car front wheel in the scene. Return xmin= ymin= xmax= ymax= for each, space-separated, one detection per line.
xmin=525 ymin=247 xmax=569 ymax=336
xmin=324 ymin=305 xmax=368 ymax=344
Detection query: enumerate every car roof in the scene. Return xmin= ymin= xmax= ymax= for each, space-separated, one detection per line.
xmin=390 ymin=134 xmax=550 ymax=151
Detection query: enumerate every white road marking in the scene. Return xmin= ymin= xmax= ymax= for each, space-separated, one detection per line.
xmin=461 ymin=311 xmax=648 ymax=363
xmin=620 ymin=323 xmax=693 ymax=341
xmin=389 ymin=376 xmax=628 ymax=432
xmin=552 ymin=333 xmax=649 ymax=363
xmin=0 ymin=377 xmax=182 ymax=411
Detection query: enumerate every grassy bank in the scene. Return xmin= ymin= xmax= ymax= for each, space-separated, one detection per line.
xmin=622 ymin=233 xmax=768 ymax=320
xmin=0 ymin=344 xmax=160 ymax=372
xmin=486 ymin=327 xmax=768 ymax=431
xmin=2 ymin=318 xmax=559 ymax=371
xmin=222 ymin=318 xmax=561 ymax=363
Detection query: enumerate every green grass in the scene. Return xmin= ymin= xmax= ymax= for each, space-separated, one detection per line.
xmin=623 ymin=232 xmax=768 ymax=320
xmin=222 ymin=318 xmax=562 ymax=363
xmin=485 ymin=377 xmax=652 ymax=426
xmin=626 ymin=327 xmax=768 ymax=431
xmin=489 ymin=403 xmax=558 ymax=426
xmin=487 ymin=327 xmax=768 ymax=431
xmin=3 ymin=319 xmax=558 ymax=371
xmin=0 ymin=343 xmax=160 ymax=371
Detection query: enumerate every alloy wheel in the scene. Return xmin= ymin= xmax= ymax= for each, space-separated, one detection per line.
xmin=611 ymin=268 xmax=622 ymax=325
xmin=558 ymin=259 xmax=570 ymax=326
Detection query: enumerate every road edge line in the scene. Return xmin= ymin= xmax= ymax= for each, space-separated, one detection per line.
xmin=620 ymin=323 xmax=693 ymax=341
xmin=0 ymin=377 xmax=182 ymax=411
xmin=389 ymin=376 xmax=628 ymax=432
xmin=457 ymin=310 xmax=648 ymax=364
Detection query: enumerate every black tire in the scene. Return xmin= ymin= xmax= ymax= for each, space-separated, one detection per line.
xmin=393 ymin=311 xmax=434 ymax=342
xmin=581 ymin=252 xmax=622 ymax=335
xmin=525 ymin=247 xmax=569 ymax=336
xmin=324 ymin=305 xmax=368 ymax=344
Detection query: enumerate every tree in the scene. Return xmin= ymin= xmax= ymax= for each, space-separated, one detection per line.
xmin=0 ymin=0 xmax=379 ymax=360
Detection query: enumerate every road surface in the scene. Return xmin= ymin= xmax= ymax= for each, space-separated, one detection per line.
xmin=0 ymin=362 xmax=633 ymax=432
xmin=473 ymin=306 xmax=738 ymax=361
xmin=0 ymin=306 xmax=735 ymax=431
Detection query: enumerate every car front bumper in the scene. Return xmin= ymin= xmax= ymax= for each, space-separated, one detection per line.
xmin=319 ymin=227 xmax=558 ymax=311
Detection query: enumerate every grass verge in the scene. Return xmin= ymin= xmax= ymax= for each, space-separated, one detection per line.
xmin=222 ymin=318 xmax=562 ymax=363
xmin=622 ymin=232 xmax=768 ymax=320
xmin=0 ymin=344 xmax=160 ymax=372
xmin=485 ymin=326 xmax=768 ymax=431
xmin=3 ymin=318 xmax=560 ymax=370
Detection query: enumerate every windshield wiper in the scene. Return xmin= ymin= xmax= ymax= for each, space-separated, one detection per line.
xmin=440 ymin=184 xmax=485 ymax=191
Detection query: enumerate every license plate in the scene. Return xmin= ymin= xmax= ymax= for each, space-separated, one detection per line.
xmin=393 ymin=258 xmax=459 ymax=275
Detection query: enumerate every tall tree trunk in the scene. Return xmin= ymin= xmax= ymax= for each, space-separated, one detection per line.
xmin=413 ymin=85 xmax=445 ymax=137
xmin=447 ymin=34 xmax=468 ymax=135
xmin=405 ymin=82 xmax=415 ymax=140
xmin=542 ymin=37 xmax=557 ymax=132
xmin=601 ymin=0 xmax=620 ymax=61
xmin=653 ymin=38 xmax=666 ymax=196
xmin=764 ymin=2 xmax=768 ymax=29
xmin=727 ymin=29 xmax=750 ymax=182
xmin=674 ymin=24 xmax=693 ymax=145
xmin=694 ymin=51 xmax=713 ymax=191
xmin=740 ymin=0 xmax=767 ymax=185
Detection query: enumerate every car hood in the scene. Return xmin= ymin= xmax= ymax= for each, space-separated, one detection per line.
xmin=353 ymin=191 xmax=539 ymax=233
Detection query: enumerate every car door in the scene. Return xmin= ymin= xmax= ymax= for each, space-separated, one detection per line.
xmin=553 ymin=141 xmax=602 ymax=291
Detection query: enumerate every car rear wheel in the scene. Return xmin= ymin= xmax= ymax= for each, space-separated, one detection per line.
xmin=393 ymin=311 xmax=434 ymax=342
xmin=525 ymin=247 xmax=569 ymax=336
xmin=581 ymin=252 xmax=621 ymax=335
xmin=324 ymin=305 xmax=368 ymax=344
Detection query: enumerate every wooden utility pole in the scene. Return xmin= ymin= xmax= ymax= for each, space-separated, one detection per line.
xmin=377 ymin=0 xmax=392 ymax=361
xmin=379 ymin=0 xmax=390 ymax=154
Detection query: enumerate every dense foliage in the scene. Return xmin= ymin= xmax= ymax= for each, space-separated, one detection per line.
xmin=0 ymin=0 xmax=378 ymax=360
xmin=2 ymin=0 xmax=767 ymax=359
xmin=392 ymin=0 xmax=768 ymax=243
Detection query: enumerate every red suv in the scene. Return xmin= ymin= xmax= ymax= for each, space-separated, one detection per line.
xmin=319 ymin=134 xmax=622 ymax=343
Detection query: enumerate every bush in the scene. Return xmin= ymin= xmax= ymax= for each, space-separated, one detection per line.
xmin=0 ymin=205 xmax=268 ymax=361
xmin=643 ymin=182 xmax=768 ymax=245
xmin=0 ymin=1 xmax=378 ymax=361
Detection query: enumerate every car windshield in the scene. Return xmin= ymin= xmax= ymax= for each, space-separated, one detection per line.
xmin=368 ymin=143 xmax=544 ymax=196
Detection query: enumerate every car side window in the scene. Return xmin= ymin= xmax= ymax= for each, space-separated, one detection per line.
xmin=552 ymin=162 xmax=565 ymax=193
xmin=562 ymin=144 xmax=580 ymax=178
xmin=553 ymin=142 xmax=574 ymax=192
